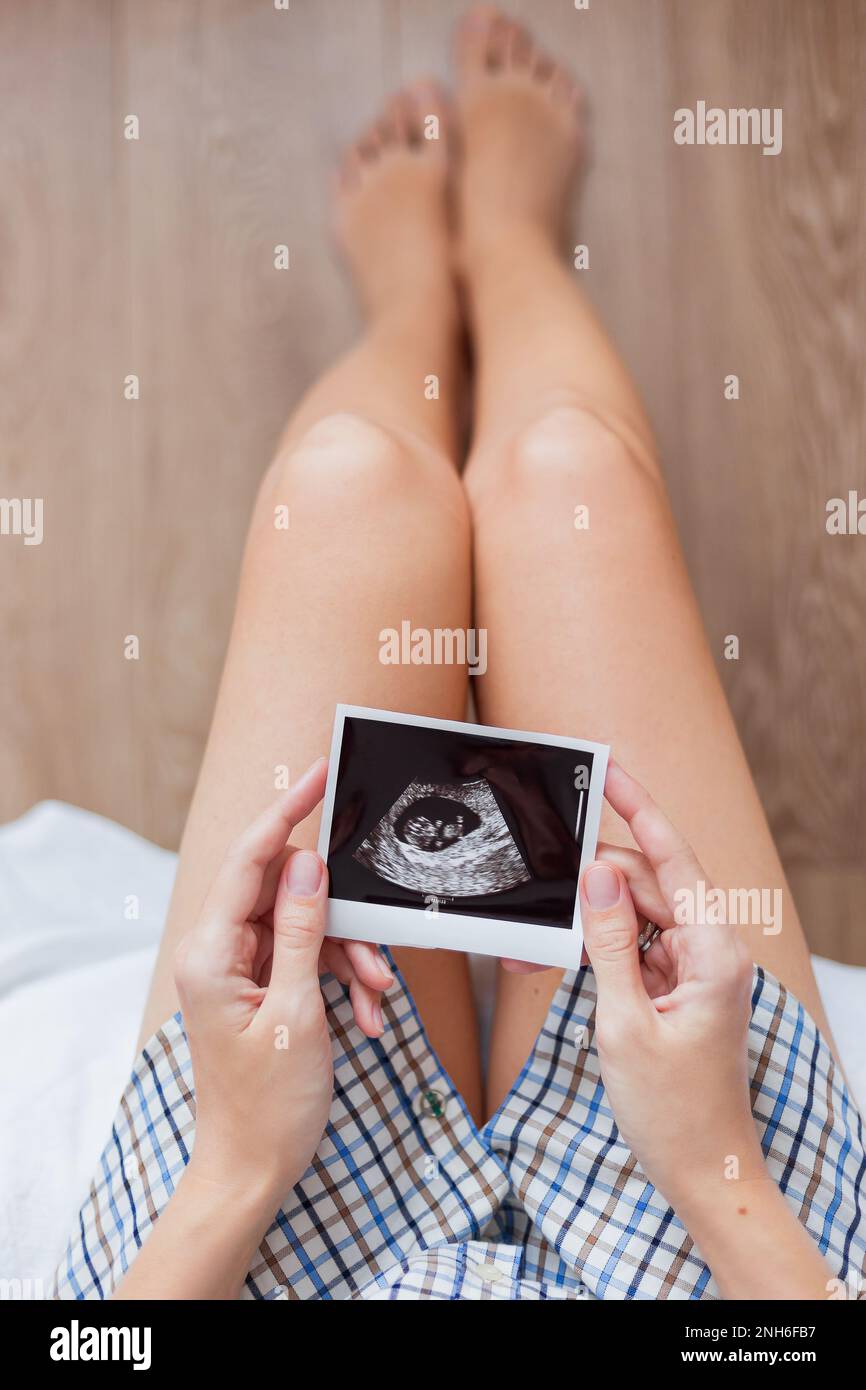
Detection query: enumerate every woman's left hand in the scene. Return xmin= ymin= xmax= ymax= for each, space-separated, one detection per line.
xmin=174 ymin=757 xmax=390 ymax=1207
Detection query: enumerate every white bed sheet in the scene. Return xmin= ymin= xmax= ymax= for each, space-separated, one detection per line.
xmin=1 ymin=800 xmax=863 ymax=1288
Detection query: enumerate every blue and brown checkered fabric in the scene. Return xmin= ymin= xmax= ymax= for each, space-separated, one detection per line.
xmin=54 ymin=963 xmax=866 ymax=1300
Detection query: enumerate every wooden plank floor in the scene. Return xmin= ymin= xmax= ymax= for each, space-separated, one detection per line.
xmin=1 ymin=0 xmax=864 ymax=962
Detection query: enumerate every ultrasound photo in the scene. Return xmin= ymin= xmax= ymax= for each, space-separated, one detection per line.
xmin=353 ymin=777 xmax=531 ymax=899
xmin=318 ymin=707 xmax=609 ymax=964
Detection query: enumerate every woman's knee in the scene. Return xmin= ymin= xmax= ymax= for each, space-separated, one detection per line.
xmin=259 ymin=411 xmax=469 ymax=536
xmin=465 ymin=403 xmax=664 ymax=520
xmin=264 ymin=412 xmax=405 ymax=501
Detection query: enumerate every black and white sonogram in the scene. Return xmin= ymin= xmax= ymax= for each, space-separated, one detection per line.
xmin=320 ymin=708 xmax=608 ymax=940
xmin=353 ymin=778 xmax=531 ymax=899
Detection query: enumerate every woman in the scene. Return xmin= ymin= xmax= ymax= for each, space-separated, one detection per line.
xmin=55 ymin=8 xmax=864 ymax=1300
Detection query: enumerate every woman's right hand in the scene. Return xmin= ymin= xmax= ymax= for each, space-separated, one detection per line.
xmin=580 ymin=761 xmax=835 ymax=1299
xmin=579 ymin=761 xmax=765 ymax=1209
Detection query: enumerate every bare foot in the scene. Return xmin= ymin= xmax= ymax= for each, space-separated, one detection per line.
xmin=454 ymin=6 xmax=585 ymax=255
xmin=335 ymin=80 xmax=455 ymax=317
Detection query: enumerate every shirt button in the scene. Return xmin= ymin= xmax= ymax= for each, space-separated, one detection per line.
xmin=475 ymin=1262 xmax=507 ymax=1284
xmin=419 ymin=1088 xmax=448 ymax=1120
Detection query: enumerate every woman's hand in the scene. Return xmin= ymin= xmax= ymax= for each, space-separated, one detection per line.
xmin=578 ymin=761 xmax=834 ymax=1299
xmin=115 ymin=759 xmax=396 ymax=1299
xmin=175 ymin=757 xmax=390 ymax=1207
xmin=579 ymin=761 xmax=764 ymax=1208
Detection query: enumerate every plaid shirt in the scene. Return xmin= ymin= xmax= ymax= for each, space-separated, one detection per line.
xmin=55 ymin=962 xmax=866 ymax=1300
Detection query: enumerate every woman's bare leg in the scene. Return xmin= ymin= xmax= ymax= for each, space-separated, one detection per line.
xmin=137 ymin=84 xmax=485 ymax=1122
xmin=452 ymin=11 xmax=837 ymax=1116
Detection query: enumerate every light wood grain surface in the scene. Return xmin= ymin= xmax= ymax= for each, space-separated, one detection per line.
xmin=1 ymin=0 xmax=863 ymax=962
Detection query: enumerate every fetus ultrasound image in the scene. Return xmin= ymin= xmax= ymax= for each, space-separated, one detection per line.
xmin=327 ymin=716 xmax=595 ymax=931
xmin=354 ymin=778 xmax=531 ymax=898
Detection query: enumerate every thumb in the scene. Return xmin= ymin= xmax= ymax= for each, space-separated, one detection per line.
xmin=580 ymin=862 xmax=649 ymax=1010
xmin=269 ymin=850 xmax=328 ymax=990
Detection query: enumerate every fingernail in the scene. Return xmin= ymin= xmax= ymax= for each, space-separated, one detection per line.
xmin=584 ymin=863 xmax=620 ymax=909
xmin=376 ymin=953 xmax=395 ymax=985
xmin=286 ymin=851 xmax=323 ymax=896
xmin=372 ymin=1001 xmax=384 ymax=1034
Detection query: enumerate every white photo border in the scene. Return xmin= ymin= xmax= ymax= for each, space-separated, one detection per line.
xmin=316 ymin=704 xmax=610 ymax=970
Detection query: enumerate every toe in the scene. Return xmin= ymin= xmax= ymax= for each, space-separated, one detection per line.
xmin=484 ymin=12 xmax=510 ymax=71
xmin=532 ymin=50 xmax=556 ymax=85
xmin=375 ymin=109 xmax=399 ymax=150
xmin=405 ymin=78 xmax=450 ymax=152
xmin=352 ymin=115 xmax=384 ymax=167
xmin=552 ymin=69 xmax=576 ymax=109
xmin=455 ymin=4 xmax=504 ymax=76
xmin=504 ymin=20 xmax=534 ymax=71
xmin=386 ymin=90 xmax=413 ymax=144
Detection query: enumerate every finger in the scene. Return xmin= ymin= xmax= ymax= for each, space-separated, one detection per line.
xmin=603 ymin=762 xmax=707 ymax=912
xmin=639 ymin=934 xmax=677 ymax=1000
xmin=251 ymin=921 xmax=274 ymax=986
xmin=596 ymin=842 xmax=674 ymax=929
xmin=318 ymin=941 xmax=387 ymax=1036
xmin=349 ymin=977 xmax=384 ymax=1038
xmin=320 ymin=939 xmax=384 ymax=991
xmin=250 ymin=843 xmax=292 ymax=923
xmin=205 ymin=757 xmax=328 ymax=926
xmin=341 ymin=940 xmax=395 ymax=990
xmin=580 ymin=862 xmax=653 ymax=1015
xmin=267 ymin=849 xmax=329 ymax=996
xmin=500 ymin=958 xmax=549 ymax=974
xmin=319 ymin=939 xmax=356 ymax=987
